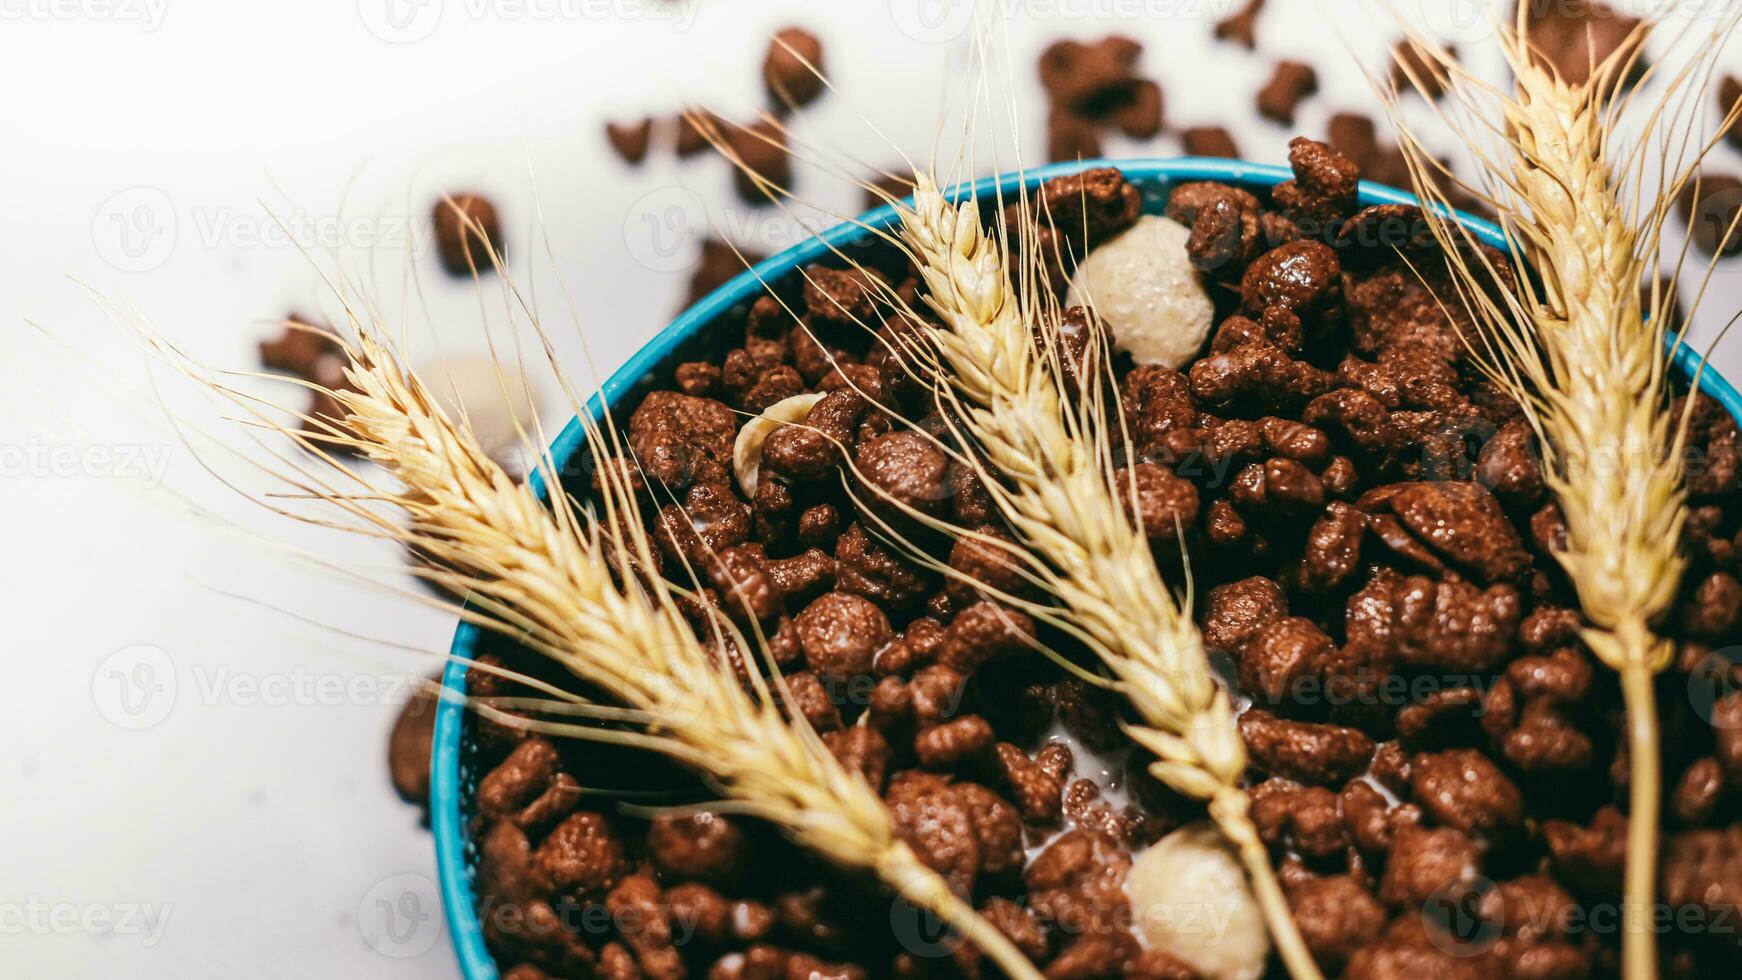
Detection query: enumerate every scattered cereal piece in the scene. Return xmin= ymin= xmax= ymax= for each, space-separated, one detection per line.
xmin=687 ymin=238 xmax=766 ymax=307
xmin=1039 ymin=36 xmax=1143 ymax=114
xmin=432 ymin=191 xmax=503 ymax=276
xmin=258 ymin=313 xmax=363 ymax=451
xmin=1181 ymin=126 xmax=1240 ymax=159
xmin=1389 ymin=39 xmax=1452 ymax=100
xmin=1213 ymin=0 xmax=1264 ymax=49
xmin=861 ymin=171 xmax=915 ymax=209
xmin=1678 ymin=173 xmax=1742 ymax=257
xmin=1111 ymin=79 xmax=1164 ymax=139
xmin=387 ymin=677 xmax=439 ymax=806
xmin=605 ymin=118 xmax=652 ymax=164
xmin=1257 ymin=61 xmax=1318 ymax=125
xmin=722 ymin=119 xmax=790 ymax=204
xmin=1047 ymin=105 xmax=1102 ymax=163
xmin=1037 ymin=35 xmax=1162 ymax=159
xmin=763 ymin=26 xmax=825 ymax=109
xmin=675 ymin=107 xmax=723 ymax=158
xmin=259 ymin=312 xmax=339 ymax=377
xmin=1523 ymin=0 xmax=1644 ymax=86
xmin=1720 ymin=75 xmax=1742 ymax=150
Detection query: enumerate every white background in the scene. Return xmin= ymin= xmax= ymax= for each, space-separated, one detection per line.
xmin=2 ymin=1 xmax=1739 ymax=976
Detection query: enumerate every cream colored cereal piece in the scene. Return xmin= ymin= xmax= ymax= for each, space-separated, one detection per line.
xmin=1125 ymin=822 xmax=1269 ymax=980
xmin=733 ymin=392 xmax=825 ymax=496
xmin=1064 ymin=214 xmax=1214 ymax=369
xmin=421 ymin=355 xmax=543 ymax=476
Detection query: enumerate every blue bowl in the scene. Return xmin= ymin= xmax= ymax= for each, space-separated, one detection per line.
xmin=431 ymin=157 xmax=1742 ymax=979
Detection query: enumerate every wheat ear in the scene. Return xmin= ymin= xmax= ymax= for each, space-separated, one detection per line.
xmin=1485 ymin=79 xmax=1678 ymax=975
xmin=892 ymin=174 xmax=1322 ymax=980
xmin=1496 ymin=53 xmax=1678 ymax=980
xmin=291 ymin=333 xmax=1044 ymax=980
xmin=1386 ymin=13 xmax=1742 ymax=976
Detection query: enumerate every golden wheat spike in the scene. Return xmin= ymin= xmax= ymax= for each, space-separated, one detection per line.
xmin=279 ymin=333 xmax=1047 ymax=980
xmin=893 ymin=173 xmax=1324 ymax=980
xmin=1384 ymin=9 xmax=1742 ymax=977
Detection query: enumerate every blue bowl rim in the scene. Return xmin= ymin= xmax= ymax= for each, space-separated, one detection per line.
xmin=431 ymin=156 xmax=1742 ymax=979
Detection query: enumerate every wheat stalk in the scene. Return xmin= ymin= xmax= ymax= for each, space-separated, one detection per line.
xmin=215 ymin=328 xmax=1046 ymax=980
xmin=1386 ymin=11 xmax=1742 ymax=976
xmin=1489 ymin=69 xmax=1678 ymax=980
xmin=892 ymin=174 xmax=1323 ymax=980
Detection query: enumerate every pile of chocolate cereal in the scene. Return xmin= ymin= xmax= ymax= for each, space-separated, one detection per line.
xmin=437 ymin=134 xmax=1742 ymax=980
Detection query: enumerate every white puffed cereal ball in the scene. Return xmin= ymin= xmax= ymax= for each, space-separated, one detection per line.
xmin=421 ymin=356 xmax=543 ymax=476
xmin=1064 ymin=214 xmax=1215 ymax=369
xmin=733 ymin=392 xmax=826 ymax=497
xmin=1125 ymin=822 xmax=1269 ymax=980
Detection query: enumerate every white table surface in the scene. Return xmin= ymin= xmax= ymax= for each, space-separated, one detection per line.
xmin=3 ymin=1 xmax=1738 ymax=976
